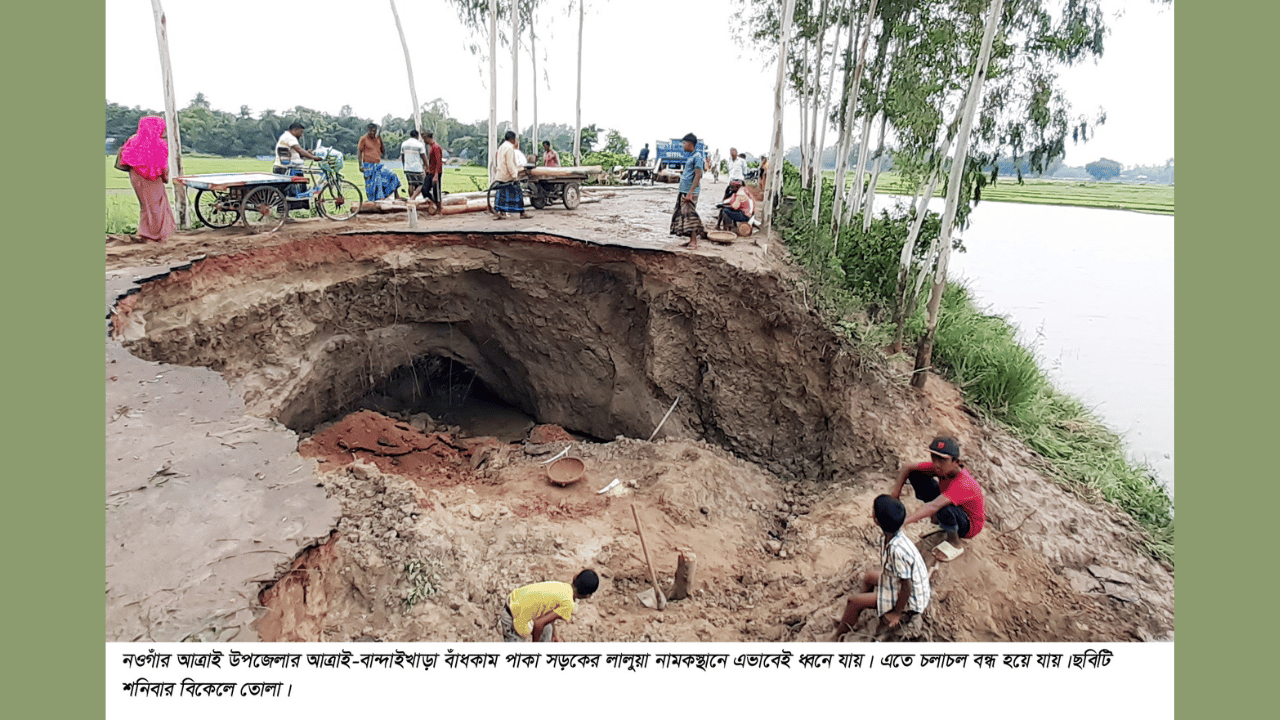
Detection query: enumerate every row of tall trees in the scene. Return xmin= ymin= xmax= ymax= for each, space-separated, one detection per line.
xmin=738 ymin=0 xmax=1113 ymax=384
xmin=106 ymin=98 xmax=606 ymax=163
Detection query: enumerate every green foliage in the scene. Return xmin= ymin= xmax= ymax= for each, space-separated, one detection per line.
xmin=1084 ymin=157 xmax=1123 ymax=181
xmin=579 ymin=123 xmax=599 ymax=153
xmin=778 ymin=161 xmax=948 ymax=321
xmin=602 ymin=129 xmax=630 ymax=155
xmin=581 ymin=151 xmax=634 ymax=170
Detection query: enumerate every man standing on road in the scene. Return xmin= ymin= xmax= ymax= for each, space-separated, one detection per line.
xmin=499 ymin=569 xmax=599 ymax=642
xmin=669 ymin=132 xmax=707 ymax=248
xmin=357 ymin=123 xmax=402 ymax=201
xmin=400 ymin=129 xmax=427 ymax=201
xmin=889 ymin=435 xmax=987 ymax=552
xmin=424 ymin=131 xmax=444 ymax=205
xmin=724 ymin=147 xmax=748 ymax=199
xmin=493 ymin=130 xmax=530 ymax=219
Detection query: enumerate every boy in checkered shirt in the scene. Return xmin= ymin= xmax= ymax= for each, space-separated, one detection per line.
xmin=832 ymin=495 xmax=931 ymax=639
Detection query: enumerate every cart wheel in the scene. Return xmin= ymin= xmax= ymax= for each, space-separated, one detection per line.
xmin=530 ymin=184 xmax=548 ymax=210
xmin=194 ymin=189 xmax=238 ymax=228
xmin=241 ymin=186 xmax=286 ymax=232
xmin=562 ymin=183 xmax=581 ymax=210
xmin=316 ymin=179 xmax=363 ymax=221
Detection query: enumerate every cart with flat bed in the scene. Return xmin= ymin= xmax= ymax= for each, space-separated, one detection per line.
xmin=175 ymin=155 xmax=362 ymax=233
xmin=486 ymin=165 xmax=602 ymax=212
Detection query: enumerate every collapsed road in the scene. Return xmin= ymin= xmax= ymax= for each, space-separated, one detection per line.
xmin=104 ymin=183 xmax=1173 ymax=643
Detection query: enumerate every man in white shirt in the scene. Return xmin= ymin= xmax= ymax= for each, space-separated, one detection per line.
xmin=724 ymin=147 xmax=748 ymax=199
xmin=273 ymin=122 xmax=321 ymax=197
xmin=400 ymin=129 xmax=428 ymax=201
xmin=493 ymin=130 xmax=530 ymax=219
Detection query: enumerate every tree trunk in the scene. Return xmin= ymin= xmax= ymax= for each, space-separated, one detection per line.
xmin=488 ymin=0 xmax=498 ymax=185
xmin=806 ymin=0 xmax=830 ymax=190
xmin=811 ymin=19 xmax=842 ymax=225
xmin=761 ymin=0 xmax=798 ymax=248
xmin=149 ymin=0 xmax=188 ymax=229
xmin=573 ymin=0 xmax=584 ymax=166
xmin=798 ymin=42 xmax=809 ymax=187
xmin=511 ymin=0 xmax=519 ymax=143
xmin=669 ymin=549 xmax=698 ymax=601
xmin=830 ymin=0 xmax=878 ymax=249
xmin=845 ymin=31 xmax=890 ymax=225
xmin=861 ymin=108 xmax=890 ymax=229
xmin=846 ymin=111 xmax=873 ymax=220
xmin=530 ymin=6 xmax=538 ymax=153
xmin=890 ymin=172 xmax=939 ymax=353
xmin=389 ymin=0 xmax=422 ymax=136
xmin=829 ymin=1 xmax=861 ymax=239
xmin=911 ymin=0 xmax=1005 ymax=388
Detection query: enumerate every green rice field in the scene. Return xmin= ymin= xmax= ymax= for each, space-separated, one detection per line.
xmin=852 ymin=171 xmax=1174 ymax=216
xmin=105 ymin=155 xmax=492 ymax=233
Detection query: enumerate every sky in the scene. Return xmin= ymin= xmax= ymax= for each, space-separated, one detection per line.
xmin=104 ymin=0 xmax=1174 ymax=168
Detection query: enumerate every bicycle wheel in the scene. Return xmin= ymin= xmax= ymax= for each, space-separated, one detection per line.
xmin=241 ymin=186 xmax=286 ymax=232
xmin=315 ymin=179 xmax=363 ymax=221
xmin=486 ymin=181 xmax=499 ymax=214
xmin=194 ymin=189 xmax=238 ymax=228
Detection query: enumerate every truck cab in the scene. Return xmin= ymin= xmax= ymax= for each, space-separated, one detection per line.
xmin=655 ymin=138 xmax=708 ymax=171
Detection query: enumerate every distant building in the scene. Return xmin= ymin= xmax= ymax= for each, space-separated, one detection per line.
xmin=106 ymin=138 xmax=116 ymax=153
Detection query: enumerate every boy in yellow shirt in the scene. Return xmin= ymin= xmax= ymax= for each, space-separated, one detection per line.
xmin=499 ymin=569 xmax=599 ymax=642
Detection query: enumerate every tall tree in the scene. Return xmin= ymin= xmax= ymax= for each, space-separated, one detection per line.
xmin=911 ymin=0 xmax=1003 ymax=388
xmin=830 ymin=0 xmax=878 ymax=247
xmin=489 ymin=0 xmax=498 ymax=182
xmin=762 ymin=0 xmax=798 ymax=245
xmin=149 ymin=0 xmax=188 ymax=228
xmin=389 ymin=0 xmax=423 ymax=135
xmin=574 ymin=0 xmax=585 ymax=166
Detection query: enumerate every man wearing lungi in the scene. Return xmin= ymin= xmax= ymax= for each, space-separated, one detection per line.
xmin=357 ymin=123 xmax=402 ymax=201
xmin=670 ymin=133 xmax=707 ymax=248
xmin=493 ymin=130 xmax=530 ymax=219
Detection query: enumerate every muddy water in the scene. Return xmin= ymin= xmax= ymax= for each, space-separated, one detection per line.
xmin=881 ymin=196 xmax=1175 ymax=491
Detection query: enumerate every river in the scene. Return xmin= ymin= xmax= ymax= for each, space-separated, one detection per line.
xmin=879 ymin=196 xmax=1175 ymax=492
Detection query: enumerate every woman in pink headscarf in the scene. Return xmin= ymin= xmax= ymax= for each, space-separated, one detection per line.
xmin=116 ymin=116 xmax=176 ymax=242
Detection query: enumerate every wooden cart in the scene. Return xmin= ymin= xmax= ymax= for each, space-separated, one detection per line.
xmin=175 ymin=166 xmax=362 ymax=233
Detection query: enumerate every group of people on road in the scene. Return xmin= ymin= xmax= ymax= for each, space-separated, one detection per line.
xmin=276 ymin=121 xmax=443 ymax=204
xmin=667 ymin=135 xmax=766 ymax=248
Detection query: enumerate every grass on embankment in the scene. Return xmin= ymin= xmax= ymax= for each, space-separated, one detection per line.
xmin=778 ymin=169 xmax=1174 ymax=564
xmin=830 ymin=171 xmax=1174 ymax=216
xmin=105 ymin=155 xmax=492 ymax=234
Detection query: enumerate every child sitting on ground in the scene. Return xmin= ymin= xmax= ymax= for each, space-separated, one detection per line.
xmin=832 ymin=495 xmax=931 ymax=640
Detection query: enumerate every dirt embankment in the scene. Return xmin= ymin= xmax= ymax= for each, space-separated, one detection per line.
xmin=109 ymin=226 xmax=1173 ymax=643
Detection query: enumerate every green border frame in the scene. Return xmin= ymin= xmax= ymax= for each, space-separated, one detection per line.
xmin=1177 ymin=0 xmax=1266 ymax=715
xmin=8 ymin=0 xmax=103 ymax=716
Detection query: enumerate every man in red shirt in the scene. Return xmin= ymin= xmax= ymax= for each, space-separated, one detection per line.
xmin=424 ymin=131 xmax=444 ymax=206
xmin=889 ymin=435 xmax=986 ymax=547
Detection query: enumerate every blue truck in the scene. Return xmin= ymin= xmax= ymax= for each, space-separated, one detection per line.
xmin=654 ymin=138 xmax=708 ymax=171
